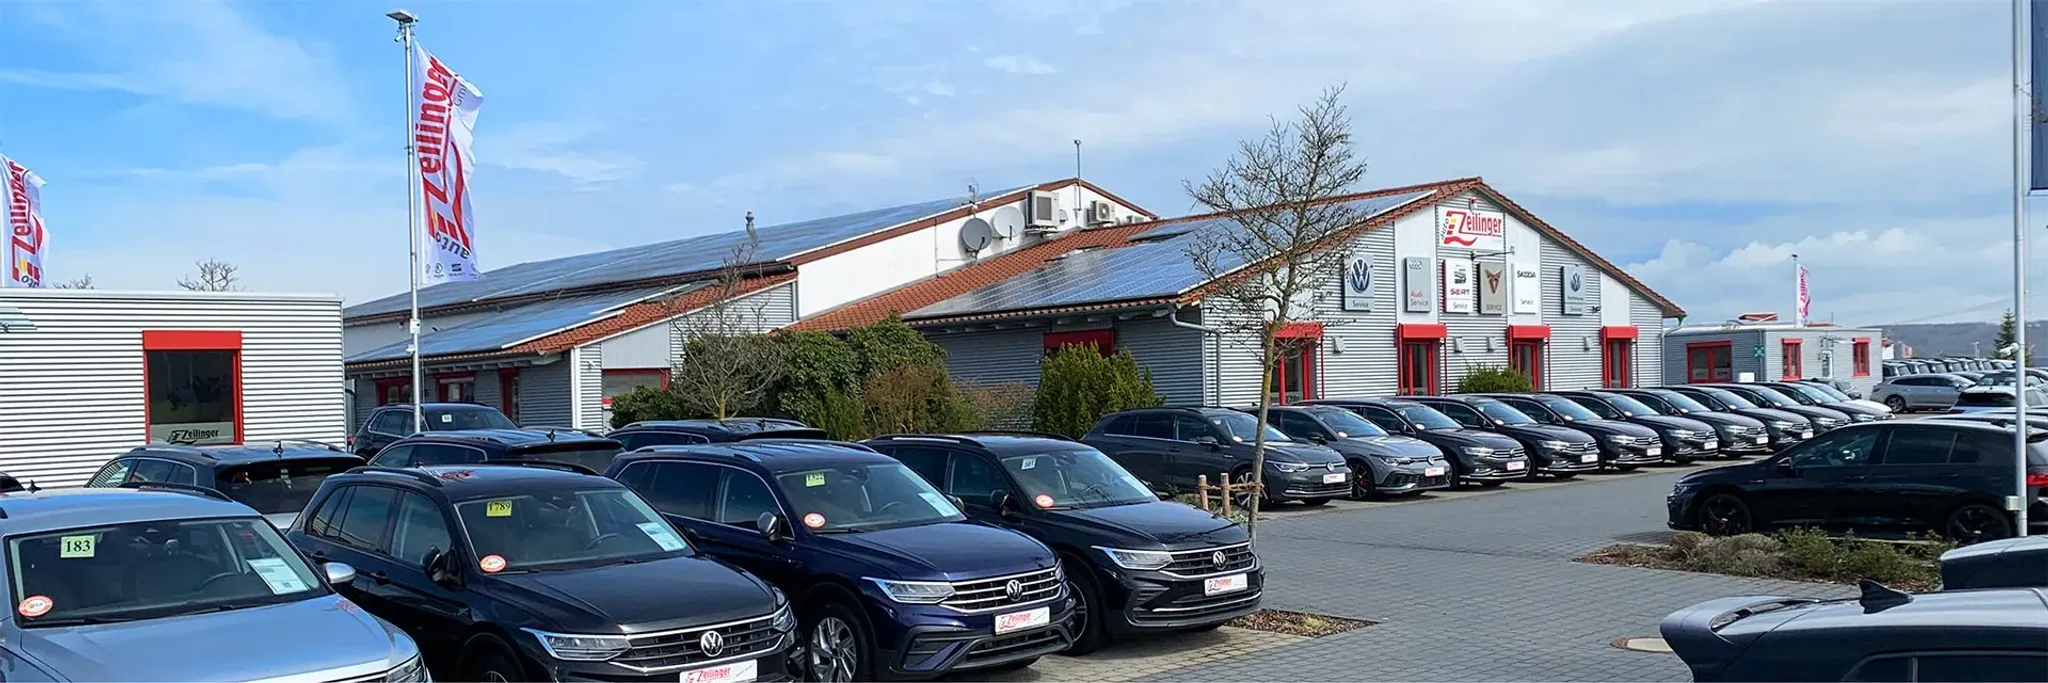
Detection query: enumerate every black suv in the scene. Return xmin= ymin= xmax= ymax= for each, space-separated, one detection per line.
xmin=1259 ymin=406 xmax=1452 ymax=497
xmin=352 ymin=403 xmax=520 ymax=456
xmin=1663 ymin=584 xmax=2048 ymax=682
xmin=287 ymin=463 xmax=795 ymax=682
xmin=1666 ymin=420 xmax=2048 ymax=540
xmin=1478 ymin=393 xmax=1663 ymax=471
xmin=1082 ymin=407 xmax=1351 ymax=506
xmin=862 ymin=433 xmax=1260 ymax=654
xmin=1701 ymin=383 xmax=1851 ymax=433
xmin=1548 ymin=390 xmax=1721 ymax=464
xmin=609 ymin=419 xmax=828 ymax=450
xmin=371 ymin=429 xmax=628 ymax=475
xmin=1300 ymin=398 xmax=1529 ymax=486
xmin=1668 ymin=386 xmax=1817 ymax=451
xmin=1610 ymin=388 xmax=1773 ymax=458
xmin=1406 ymin=396 xmax=1600 ymax=478
xmin=84 ymin=441 xmax=364 ymax=529
xmin=604 ymin=440 xmax=1075 ymax=681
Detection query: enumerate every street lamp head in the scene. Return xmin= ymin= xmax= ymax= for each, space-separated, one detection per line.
xmin=387 ymin=9 xmax=417 ymax=24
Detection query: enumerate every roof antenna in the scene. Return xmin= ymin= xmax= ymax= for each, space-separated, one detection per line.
xmin=965 ymin=179 xmax=981 ymax=210
xmin=1856 ymin=579 xmax=1912 ymax=613
xmin=546 ymin=428 xmax=559 ymax=443
xmin=273 ymin=441 xmax=285 ymax=458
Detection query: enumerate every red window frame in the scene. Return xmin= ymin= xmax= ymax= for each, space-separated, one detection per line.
xmin=1397 ymin=324 xmax=1446 ymax=396
xmin=1852 ymin=337 xmax=1872 ymax=377
xmin=1506 ymin=326 xmax=1549 ymax=390
xmin=374 ymin=378 xmax=412 ymax=406
xmin=601 ymin=369 xmax=669 ymax=407
xmin=1781 ymin=339 xmax=1803 ymax=379
xmin=141 ymin=330 xmax=245 ymax=445
xmin=499 ymin=369 xmax=521 ymax=422
xmin=436 ymin=372 xmax=477 ymax=403
xmin=1601 ymin=327 xmax=1638 ymax=389
xmin=1043 ymin=329 xmax=1115 ymax=357
xmin=1270 ymin=340 xmax=1319 ymax=404
xmin=1685 ymin=341 xmax=1733 ymax=383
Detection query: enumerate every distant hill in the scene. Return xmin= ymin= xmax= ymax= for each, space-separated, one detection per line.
xmin=1880 ymin=321 xmax=2048 ymax=358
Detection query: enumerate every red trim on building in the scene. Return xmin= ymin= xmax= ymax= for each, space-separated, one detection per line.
xmin=1044 ymin=329 xmax=1116 ymax=356
xmin=434 ymin=372 xmax=478 ymax=403
xmin=140 ymin=330 xmax=245 ymax=445
xmin=1398 ymin=338 xmax=1441 ymax=396
xmin=1852 ymin=337 xmax=1872 ymax=377
xmin=498 ymin=369 xmax=520 ymax=420
xmin=1509 ymin=338 xmax=1545 ymax=389
xmin=1781 ymin=338 xmax=1804 ymax=379
xmin=1602 ymin=338 xmax=1635 ymax=388
xmin=374 ymin=378 xmax=411 ymax=406
xmin=1600 ymin=326 xmax=1639 ymax=340
xmin=1685 ymin=341 xmax=1734 ymax=384
xmin=1274 ymin=322 xmax=1325 ymax=339
xmin=1396 ymin=324 xmax=1448 ymax=340
xmin=1507 ymin=325 xmax=1551 ymax=340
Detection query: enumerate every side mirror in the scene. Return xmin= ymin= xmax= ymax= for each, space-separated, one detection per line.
xmin=757 ymin=511 xmax=792 ymax=544
xmin=323 ymin=561 xmax=357 ymax=586
xmin=1309 ymin=434 xmax=1329 ymax=444
xmin=944 ymin=493 xmax=965 ymax=510
xmin=420 ymin=548 xmax=456 ymax=585
xmin=1775 ymin=459 xmax=1798 ymax=475
xmin=990 ymin=490 xmax=1022 ymax=518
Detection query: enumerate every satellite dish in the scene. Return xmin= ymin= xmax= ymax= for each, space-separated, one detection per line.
xmin=960 ymin=218 xmax=995 ymax=253
xmin=989 ymin=206 xmax=1024 ymax=240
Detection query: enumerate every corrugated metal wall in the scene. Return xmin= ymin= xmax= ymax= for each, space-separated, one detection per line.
xmin=933 ymin=329 xmax=1046 ymax=387
xmin=926 ymin=315 xmax=1209 ymax=405
xmin=572 ymin=346 xmax=604 ymax=430
xmin=0 ymin=291 xmax=346 ymax=487
xmin=519 ymin=358 xmax=573 ymax=427
xmin=1206 ymin=308 xmax=1269 ymax=407
xmin=1540 ymin=239 xmax=1603 ymax=390
xmin=1631 ymin=297 xmax=1665 ymax=387
xmin=1116 ymin=316 xmax=1207 ymax=404
xmin=1321 ymin=227 xmax=1402 ymax=399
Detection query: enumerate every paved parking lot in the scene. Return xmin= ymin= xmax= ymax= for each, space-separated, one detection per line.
xmin=990 ymin=460 xmax=1863 ymax=681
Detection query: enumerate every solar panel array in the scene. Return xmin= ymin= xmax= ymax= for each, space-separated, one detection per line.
xmin=345 ymin=284 xmax=685 ymax=363
xmin=346 ymin=187 xmax=1022 ymax=318
xmin=1128 ymin=190 xmax=1430 ymax=242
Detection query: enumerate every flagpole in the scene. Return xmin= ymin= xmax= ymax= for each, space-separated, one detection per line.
xmin=2013 ymin=0 xmax=2031 ymax=536
xmin=391 ymin=9 xmax=424 ymax=433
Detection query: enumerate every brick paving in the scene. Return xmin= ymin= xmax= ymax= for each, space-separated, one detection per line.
xmin=959 ymin=627 xmax=1306 ymax=682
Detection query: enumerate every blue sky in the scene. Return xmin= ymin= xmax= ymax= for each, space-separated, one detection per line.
xmin=0 ymin=0 xmax=2026 ymax=324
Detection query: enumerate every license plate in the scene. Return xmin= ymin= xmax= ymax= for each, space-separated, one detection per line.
xmin=1802 ymin=430 xmax=1813 ymax=439
xmin=1580 ymin=454 xmax=1598 ymax=463
xmin=1646 ymin=447 xmax=1662 ymax=456
xmin=1505 ymin=460 xmax=1526 ymax=471
xmin=1321 ymin=472 xmax=1345 ymax=484
xmin=995 ymin=607 xmax=1051 ymax=634
xmin=1424 ymin=466 xmax=1446 ymax=477
xmin=1755 ymin=436 xmax=1770 ymax=444
xmin=682 ymin=660 xmax=757 ymax=683
xmin=1204 ymin=573 xmax=1249 ymax=596
xmin=1703 ymin=440 xmax=1718 ymax=450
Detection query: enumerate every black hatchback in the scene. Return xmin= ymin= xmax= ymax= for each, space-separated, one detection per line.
xmin=1548 ymin=390 xmax=1721 ymax=464
xmin=370 ymin=429 xmax=628 ymax=475
xmin=609 ymin=419 xmax=828 ymax=450
xmin=351 ymin=403 xmax=520 ymax=456
xmin=1082 ymin=407 xmax=1352 ymax=506
xmin=1479 ymin=393 xmax=1664 ymax=470
xmin=288 ymin=463 xmax=795 ymax=682
xmin=863 ymin=433 xmax=1260 ymax=655
xmin=1407 ymin=396 xmax=1600 ymax=478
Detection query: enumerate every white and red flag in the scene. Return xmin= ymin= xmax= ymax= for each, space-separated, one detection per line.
xmin=410 ymin=43 xmax=484 ymax=284
xmin=1 ymin=155 xmax=48 ymax=289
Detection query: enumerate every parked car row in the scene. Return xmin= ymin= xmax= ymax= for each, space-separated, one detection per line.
xmin=1883 ymin=356 xmax=2012 ymax=379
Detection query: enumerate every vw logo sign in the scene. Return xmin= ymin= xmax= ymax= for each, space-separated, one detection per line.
xmin=699 ymin=630 xmax=724 ymax=657
xmin=1005 ymin=580 xmax=1023 ymax=600
xmin=1211 ymin=551 xmax=1227 ymax=566
xmin=1347 ymin=259 xmax=1372 ymax=293
xmin=1569 ymin=272 xmax=1582 ymax=291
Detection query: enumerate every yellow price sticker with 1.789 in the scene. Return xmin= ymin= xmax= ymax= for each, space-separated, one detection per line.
xmin=485 ymin=500 xmax=513 ymax=517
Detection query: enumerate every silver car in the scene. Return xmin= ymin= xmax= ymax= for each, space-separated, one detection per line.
xmin=1870 ymin=373 xmax=1975 ymax=413
xmin=0 ymin=485 xmax=425 ymax=682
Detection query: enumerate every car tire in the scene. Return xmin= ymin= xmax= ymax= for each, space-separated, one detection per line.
xmin=1611 ymin=463 xmax=1639 ymax=472
xmin=1060 ymin=555 xmax=1108 ymax=656
xmin=1695 ymin=492 xmax=1754 ymax=535
xmin=1945 ymin=502 xmax=2014 ymax=543
xmin=804 ymin=599 xmax=876 ymax=682
xmin=1298 ymin=497 xmax=1330 ymax=507
xmin=1230 ymin=467 xmax=1268 ymax=509
xmin=1347 ymin=461 xmax=1377 ymax=500
xmin=1884 ymin=395 xmax=1907 ymax=412
xmin=460 ymin=645 xmax=524 ymax=683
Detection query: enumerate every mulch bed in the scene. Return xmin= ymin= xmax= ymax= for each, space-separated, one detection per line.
xmin=1225 ymin=608 xmax=1375 ymax=637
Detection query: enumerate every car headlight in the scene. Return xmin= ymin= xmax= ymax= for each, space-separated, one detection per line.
xmin=1771 ymin=421 xmax=1800 ymax=430
xmin=1460 ymin=446 xmax=1494 ymax=456
xmin=770 ymin=602 xmax=796 ymax=632
xmin=1270 ymin=461 xmax=1311 ymax=473
xmin=865 ymin=577 xmax=956 ymax=604
xmin=1538 ymin=440 xmax=1570 ymax=451
xmin=522 ymin=629 xmax=631 ymax=661
xmin=1852 ymin=414 xmax=1875 ymax=422
xmin=384 ymin=654 xmax=429 ymax=683
xmin=1604 ymin=435 xmax=1631 ymax=445
xmin=1093 ymin=546 xmax=1174 ymax=571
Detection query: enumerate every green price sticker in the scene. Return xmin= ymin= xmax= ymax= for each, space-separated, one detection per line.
xmin=804 ymin=472 xmax=826 ymax=488
xmin=58 ymin=535 xmax=94 ymax=559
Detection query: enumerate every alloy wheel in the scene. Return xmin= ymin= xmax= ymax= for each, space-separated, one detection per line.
xmin=1700 ymin=495 xmax=1751 ymax=535
xmin=1884 ymin=396 xmax=1906 ymax=412
xmin=1948 ymin=505 xmax=2012 ymax=542
xmin=1232 ymin=470 xmax=1260 ymax=509
xmin=482 ymin=674 xmax=508 ymax=683
xmin=809 ymin=616 xmax=859 ymax=682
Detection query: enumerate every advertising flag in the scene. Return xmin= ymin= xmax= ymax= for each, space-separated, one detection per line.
xmin=1 ymin=155 xmax=48 ymax=288
xmin=410 ymin=42 xmax=484 ymax=284
xmin=1795 ymin=263 xmax=1812 ymax=326
xmin=2031 ymin=0 xmax=2048 ymax=190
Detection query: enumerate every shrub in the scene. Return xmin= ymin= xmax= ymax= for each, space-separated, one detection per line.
xmin=768 ymin=331 xmax=861 ymax=414
xmin=608 ymin=385 xmax=690 ymax=428
xmin=863 ymin=363 xmax=979 ymax=436
xmin=1776 ymin=527 xmax=1842 ymax=577
xmin=1034 ymin=345 xmax=1164 ymax=438
xmin=789 ymin=388 xmax=869 ymax=441
xmin=846 ymin=317 xmax=946 ymax=381
xmin=962 ymin=381 xmax=1036 ymax=431
xmin=1456 ymin=365 xmax=1533 ymax=393
xmin=1687 ymin=534 xmax=1784 ymax=577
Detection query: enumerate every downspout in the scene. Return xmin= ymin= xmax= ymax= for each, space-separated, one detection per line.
xmin=1168 ymin=304 xmax=1221 ymax=404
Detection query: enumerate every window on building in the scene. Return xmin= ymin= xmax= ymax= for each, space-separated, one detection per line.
xmin=1853 ymin=339 xmax=1872 ymax=377
xmin=437 ymin=374 xmax=476 ymax=403
xmin=1603 ymin=339 xmax=1635 ymax=388
xmin=499 ymin=369 xmax=521 ymax=423
xmin=601 ymin=369 xmax=667 ymax=407
xmin=1270 ymin=341 xmax=1318 ymax=404
xmin=377 ymin=379 xmax=412 ymax=407
xmin=1399 ymin=341 xmax=1440 ymax=396
xmin=1043 ymin=329 xmax=1114 ymax=357
xmin=144 ymin=333 xmax=241 ymax=445
xmin=1782 ymin=339 xmax=1803 ymax=379
xmin=1508 ymin=340 xmax=1544 ymax=390
xmin=1686 ymin=342 xmax=1733 ymax=383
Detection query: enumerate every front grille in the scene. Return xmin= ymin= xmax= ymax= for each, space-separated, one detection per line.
xmin=960 ymin=628 xmax=1066 ymax=667
xmin=1138 ymin=589 xmax=1262 ymax=620
xmin=1498 ymin=446 xmax=1527 ymax=458
xmin=614 ymin=613 xmax=783 ymax=672
xmin=942 ymin=567 xmax=1061 ymax=613
xmin=1283 ymin=480 xmax=1348 ymax=496
xmin=1162 ymin=543 xmax=1256 ymax=578
xmin=1384 ymin=472 xmax=1452 ymax=489
xmin=1564 ymin=443 xmax=1598 ymax=455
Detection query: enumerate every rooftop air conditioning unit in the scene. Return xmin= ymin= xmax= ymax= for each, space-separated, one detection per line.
xmin=1086 ymin=201 xmax=1117 ymax=226
xmin=1025 ymin=191 xmax=1060 ymax=231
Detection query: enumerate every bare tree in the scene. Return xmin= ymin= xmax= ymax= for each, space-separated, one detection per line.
xmin=52 ymin=274 xmax=94 ymax=289
xmin=666 ymin=215 xmax=788 ymax=419
xmin=177 ymin=259 xmax=241 ymax=292
xmin=1182 ymin=85 xmax=1369 ymax=540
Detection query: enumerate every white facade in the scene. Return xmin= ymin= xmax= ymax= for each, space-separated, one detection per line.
xmin=0 ymin=290 xmax=346 ymax=487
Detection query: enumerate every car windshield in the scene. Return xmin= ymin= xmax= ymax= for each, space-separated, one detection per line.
xmin=1000 ymin=449 xmax=1155 ymax=509
xmin=1602 ymin=395 xmax=1660 ymax=417
xmin=216 ymin=457 xmax=360 ymax=516
xmin=1658 ymin=392 xmax=1714 ymax=413
xmin=505 ymin=442 xmax=626 ymax=474
xmin=456 ymin=488 xmax=693 ymax=572
xmin=1396 ymin=406 xmax=1464 ymax=431
xmin=424 ymin=407 xmax=517 ymax=431
xmin=1307 ymin=408 xmax=1388 ymax=437
xmin=1804 ymin=383 xmax=1852 ymax=401
xmin=1958 ymin=391 xmax=2017 ymax=407
xmin=1768 ymin=385 xmax=1822 ymax=405
xmin=776 ymin=462 xmax=966 ymax=532
xmin=1741 ymin=387 xmax=1799 ymax=408
xmin=1475 ymin=402 xmax=1537 ymax=425
xmin=9 ymin=517 xmax=326 ymax=627
xmin=1208 ymin=412 xmax=1291 ymax=443
xmin=1537 ymin=397 xmax=1602 ymax=421
xmin=1702 ymin=389 xmax=1759 ymax=409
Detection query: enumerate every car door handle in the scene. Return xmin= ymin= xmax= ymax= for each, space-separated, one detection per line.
xmin=306 ymin=550 xmax=329 ymax=561
xmin=365 ymin=570 xmax=390 ymax=584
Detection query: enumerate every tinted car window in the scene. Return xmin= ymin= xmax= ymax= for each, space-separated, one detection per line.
xmin=217 ymin=457 xmax=359 ymax=516
xmin=1568 ymin=397 xmax=1620 ymax=419
xmin=389 ymin=491 xmax=452 ymax=566
xmin=1129 ymin=414 xmax=1173 ymax=439
xmin=424 ymin=407 xmax=517 ymax=431
xmin=507 ymin=443 xmax=625 ymax=474
xmin=1357 ymin=406 xmax=1406 ymax=432
xmin=371 ymin=411 xmax=413 ymax=435
xmin=331 ymin=485 xmax=398 ymax=553
xmin=306 ymin=487 xmax=351 ymax=538
xmin=1269 ymin=411 xmax=1322 ymax=439
xmin=1306 ymin=407 xmax=1387 ymax=437
xmin=948 ymin=454 xmax=1006 ymax=501
xmin=1789 ymin=429 xmax=1880 ymax=468
xmin=886 ymin=447 xmax=950 ymax=485
xmin=368 ymin=445 xmax=414 ymax=468
xmin=1956 ymin=392 xmax=2015 ymax=407
xmin=1171 ymin=415 xmax=1214 ymax=441
xmin=129 ymin=459 xmax=194 ymax=485
xmin=86 ymin=460 xmax=134 ymax=487
xmin=718 ymin=470 xmax=779 ymax=526
xmin=1099 ymin=414 xmax=1133 ymax=435
xmin=775 ymin=463 xmax=965 ymax=532
xmin=1843 ymin=656 xmax=1910 ymax=682
xmin=410 ymin=444 xmax=483 ymax=467
xmin=632 ymin=461 xmax=720 ymax=519
xmin=10 ymin=518 xmax=324 ymax=628
xmin=1436 ymin=403 xmax=1487 ymax=428
xmin=1913 ymin=653 xmax=2048 ymax=682
xmin=1879 ymin=428 xmax=1954 ymax=466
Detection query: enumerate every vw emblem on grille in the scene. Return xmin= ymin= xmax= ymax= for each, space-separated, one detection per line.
xmin=1211 ymin=551 xmax=1227 ymax=566
xmin=699 ymin=630 xmax=724 ymax=657
xmin=1005 ymin=580 xmax=1023 ymax=600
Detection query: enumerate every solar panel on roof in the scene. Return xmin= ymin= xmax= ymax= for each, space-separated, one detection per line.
xmin=1128 ymin=190 xmax=1429 ymax=243
xmin=346 ymin=284 xmax=681 ymax=363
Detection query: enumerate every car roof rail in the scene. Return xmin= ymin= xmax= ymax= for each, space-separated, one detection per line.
xmin=741 ymin=438 xmax=881 ymax=453
xmin=114 ymin=481 xmax=234 ymax=502
xmin=735 ymin=428 xmax=832 ymax=441
xmin=869 ymin=434 xmax=982 ymax=447
xmin=344 ymin=466 xmax=445 ymax=487
xmin=272 ymin=439 xmax=345 ymax=454
xmin=477 ymin=460 xmax=600 ymax=476
xmin=957 ymin=430 xmax=1077 ymax=442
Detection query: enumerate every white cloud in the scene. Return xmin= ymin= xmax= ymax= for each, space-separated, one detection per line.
xmin=982 ymin=55 xmax=1057 ymax=75
xmin=486 ymin=122 xmax=644 ymax=189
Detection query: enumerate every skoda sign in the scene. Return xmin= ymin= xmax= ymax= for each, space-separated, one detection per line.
xmin=1341 ymin=252 xmax=1374 ymax=312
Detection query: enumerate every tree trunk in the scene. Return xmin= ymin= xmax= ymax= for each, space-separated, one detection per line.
xmin=1245 ymin=325 xmax=1280 ymax=544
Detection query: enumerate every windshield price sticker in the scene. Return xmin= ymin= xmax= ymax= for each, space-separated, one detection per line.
xmin=58 ymin=535 xmax=94 ymax=559
xmin=246 ymin=557 xmax=309 ymax=594
xmin=479 ymin=554 xmax=508 ymax=573
xmin=804 ymin=472 xmax=826 ymax=488
xmin=485 ymin=500 xmax=513 ymax=517
xmin=917 ymin=492 xmax=955 ymax=514
xmin=16 ymin=595 xmax=51 ymax=618
xmin=801 ymin=513 xmax=827 ymax=529
xmin=1019 ymin=458 xmax=1037 ymax=470
xmin=439 ymin=413 xmax=454 ymax=423
xmin=635 ymin=522 xmax=688 ymax=551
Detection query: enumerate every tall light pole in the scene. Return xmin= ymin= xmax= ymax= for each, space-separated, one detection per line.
xmin=391 ymin=9 xmax=425 ymax=434
xmin=2012 ymin=0 xmax=2032 ymax=536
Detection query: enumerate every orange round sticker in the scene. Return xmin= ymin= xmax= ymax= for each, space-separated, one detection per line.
xmin=479 ymin=554 xmax=508 ymax=573
xmin=801 ymin=513 xmax=827 ymax=529
xmin=1033 ymin=494 xmax=1056 ymax=509
xmin=16 ymin=595 xmax=52 ymax=618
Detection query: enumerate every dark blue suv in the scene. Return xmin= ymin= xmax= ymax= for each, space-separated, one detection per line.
xmin=604 ymin=440 xmax=1076 ymax=681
